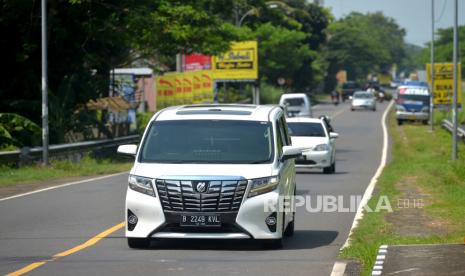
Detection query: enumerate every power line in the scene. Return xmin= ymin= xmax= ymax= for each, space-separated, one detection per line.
xmin=435 ymin=0 xmax=447 ymax=22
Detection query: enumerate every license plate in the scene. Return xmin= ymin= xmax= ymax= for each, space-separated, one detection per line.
xmin=180 ymin=214 xmax=221 ymax=227
xmin=409 ymin=115 xmax=416 ymax=120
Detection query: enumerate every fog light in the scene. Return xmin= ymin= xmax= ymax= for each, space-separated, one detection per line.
xmin=127 ymin=209 xmax=138 ymax=231
xmin=265 ymin=212 xmax=277 ymax=232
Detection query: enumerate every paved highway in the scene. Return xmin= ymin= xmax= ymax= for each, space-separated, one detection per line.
xmin=0 ymin=101 xmax=390 ymax=276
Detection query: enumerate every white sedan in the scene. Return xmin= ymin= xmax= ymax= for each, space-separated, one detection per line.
xmin=286 ymin=117 xmax=338 ymax=174
xmin=351 ymin=91 xmax=377 ymax=111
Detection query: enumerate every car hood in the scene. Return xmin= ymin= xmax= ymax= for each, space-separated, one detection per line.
xmin=291 ymin=136 xmax=328 ymax=149
xmin=131 ymin=163 xmax=273 ymax=180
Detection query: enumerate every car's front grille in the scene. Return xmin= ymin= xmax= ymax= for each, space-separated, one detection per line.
xmin=155 ymin=179 xmax=248 ymax=212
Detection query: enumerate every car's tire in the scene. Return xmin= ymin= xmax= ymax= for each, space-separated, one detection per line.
xmin=127 ymin=238 xmax=151 ymax=249
xmin=373 ymin=107 xmax=376 ymax=111
xmin=351 ymin=108 xmax=354 ymax=111
xmin=284 ymin=219 xmax=295 ymax=237
xmin=261 ymin=238 xmax=283 ymax=249
xmin=422 ymin=120 xmax=428 ymax=125
xmin=397 ymin=119 xmax=403 ymax=125
xmin=284 ymin=189 xmax=296 ymax=237
xmin=323 ymin=162 xmax=335 ymax=174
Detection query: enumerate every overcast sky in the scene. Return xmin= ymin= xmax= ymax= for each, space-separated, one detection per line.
xmin=324 ymin=0 xmax=465 ymax=47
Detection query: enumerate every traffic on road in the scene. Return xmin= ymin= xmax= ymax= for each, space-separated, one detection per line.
xmin=1 ymin=1 xmax=464 ymax=276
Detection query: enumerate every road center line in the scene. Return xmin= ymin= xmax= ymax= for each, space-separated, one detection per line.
xmin=6 ymin=222 xmax=125 ymax=276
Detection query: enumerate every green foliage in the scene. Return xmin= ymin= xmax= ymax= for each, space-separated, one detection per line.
xmin=254 ymin=23 xmax=314 ymax=85
xmin=259 ymin=81 xmax=284 ymax=104
xmin=136 ymin=112 xmax=154 ymax=135
xmin=0 ymin=113 xmax=41 ymax=150
xmin=418 ymin=26 xmax=465 ymax=77
xmin=325 ymin=12 xmax=406 ymax=89
xmin=0 ymin=0 xmax=240 ymax=145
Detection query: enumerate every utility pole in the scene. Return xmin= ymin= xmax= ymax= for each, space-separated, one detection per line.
xmin=41 ymin=0 xmax=49 ymax=165
xmin=452 ymin=0 xmax=458 ymax=160
xmin=430 ymin=0 xmax=435 ymax=131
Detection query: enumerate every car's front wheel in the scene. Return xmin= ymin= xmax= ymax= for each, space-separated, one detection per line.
xmin=323 ymin=162 xmax=336 ymax=174
xmin=284 ymin=189 xmax=296 ymax=237
xmin=127 ymin=238 xmax=151 ymax=249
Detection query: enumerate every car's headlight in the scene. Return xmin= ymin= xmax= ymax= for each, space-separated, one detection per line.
xmin=396 ymin=105 xmax=406 ymax=111
xmin=128 ymin=175 xmax=156 ymax=197
xmin=248 ymin=176 xmax=279 ymax=198
xmin=421 ymin=106 xmax=430 ymax=112
xmin=313 ymin=144 xmax=330 ymax=151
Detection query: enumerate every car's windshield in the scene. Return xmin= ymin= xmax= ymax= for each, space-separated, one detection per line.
xmin=287 ymin=122 xmax=326 ymax=137
xmin=397 ymin=94 xmax=430 ymax=105
xmin=353 ymin=92 xmax=373 ymax=99
xmin=140 ymin=120 xmax=274 ymax=164
xmin=283 ymin=98 xmax=305 ymax=106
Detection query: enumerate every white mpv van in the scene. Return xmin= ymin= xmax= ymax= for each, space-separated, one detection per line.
xmin=279 ymin=93 xmax=313 ymax=118
xmin=117 ymin=104 xmax=302 ymax=249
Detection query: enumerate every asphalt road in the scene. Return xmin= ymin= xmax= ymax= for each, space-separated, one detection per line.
xmin=0 ymin=101 xmax=390 ymax=276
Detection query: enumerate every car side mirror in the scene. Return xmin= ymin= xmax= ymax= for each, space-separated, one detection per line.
xmin=329 ymin=132 xmax=339 ymax=139
xmin=117 ymin=144 xmax=138 ymax=156
xmin=280 ymin=146 xmax=302 ymax=162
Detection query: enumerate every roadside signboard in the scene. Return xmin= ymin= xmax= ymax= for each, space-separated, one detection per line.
xmin=212 ymin=41 xmax=258 ymax=81
xmin=426 ymin=63 xmax=462 ymax=107
xmin=182 ymin=73 xmax=194 ymax=104
xmin=183 ymin=54 xmax=212 ymax=71
xmin=201 ymin=70 xmax=214 ymax=102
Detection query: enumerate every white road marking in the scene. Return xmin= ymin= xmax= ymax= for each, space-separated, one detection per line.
xmin=329 ymin=101 xmax=394 ymax=276
xmin=0 ymin=172 xmax=127 ymax=202
xmin=341 ymin=101 xmax=394 ymax=249
xmin=329 ymin=262 xmax=347 ymax=276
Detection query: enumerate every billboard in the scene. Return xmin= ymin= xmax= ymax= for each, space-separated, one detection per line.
xmin=426 ymin=63 xmax=462 ymax=106
xmin=212 ymin=40 xmax=258 ymax=81
xmin=183 ymin=54 xmax=212 ymax=71
xmin=155 ymin=71 xmax=214 ymax=109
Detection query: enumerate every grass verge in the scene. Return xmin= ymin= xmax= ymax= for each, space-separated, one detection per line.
xmin=0 ymin=156 xmax=132 ymax=187
xmin=340 ymin=109 xmax=465 ymax=275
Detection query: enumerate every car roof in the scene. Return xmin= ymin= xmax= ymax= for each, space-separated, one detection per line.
xmin=280 ymin=93 xmax=308 ymax=99
xmin=152 ymin=104 xmax=282 ymax=122
xmin=397 ymin=86 xmax=430 ymax=96
xmin=286 ymin=117 xmax=322 ymax=123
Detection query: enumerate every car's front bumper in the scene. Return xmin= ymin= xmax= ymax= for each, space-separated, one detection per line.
xmin=125 ymin=188 xmax=284 ymax=240
xmin=396 ymin=111 xmax=429 ymax=121
xmin=352 ymin=103 xmax=375 ymax=109
xmin=295 ymin=150 xmax=331 ymax=168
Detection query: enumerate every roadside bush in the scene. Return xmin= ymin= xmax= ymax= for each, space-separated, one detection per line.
xmin=136 ymin=112 xmax=154 ymax=135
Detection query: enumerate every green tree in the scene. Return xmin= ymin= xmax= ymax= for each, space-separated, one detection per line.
xmin=418 ymin=26 xmax=465 ymax=77
xmin=324 ymin=12 xmax=406 ymax=89
xmin=0 ymin=0 xmax=239 ymax=145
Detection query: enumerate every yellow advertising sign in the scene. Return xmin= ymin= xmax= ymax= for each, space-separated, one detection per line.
xmin=182 ymin=73 xmax=194 ymax=104
xmin=192 ymin=71 xmax=203 ymax=103
xmin=201 ymin=70 xmax=214 ymax=102
xmin=155 ymin=75 xmax=175 ymax=109
xmin=426 ymin=63 xmax=462 ymax=106
xmin=212 ymin=41 xmax=258 ymax=80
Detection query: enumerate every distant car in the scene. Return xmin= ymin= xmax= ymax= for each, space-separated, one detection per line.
xmin=279 ymin=93 xmax=313 ymax=118
xmin=286 ymin=117 xmax=338 ymax=174
xmin=341 ymin=81 xmax=360 ymax=101
xmin=351 ymin=91 xmax=377 ymax=111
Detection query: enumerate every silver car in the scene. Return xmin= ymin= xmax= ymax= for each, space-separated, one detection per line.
xmin=351 ymin=91 xmax=376 ymax=111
